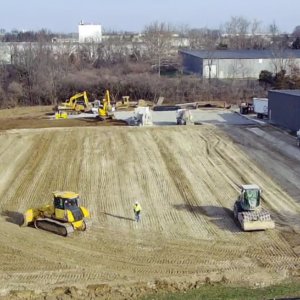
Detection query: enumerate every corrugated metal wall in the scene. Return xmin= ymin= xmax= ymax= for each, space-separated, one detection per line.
xmin=268 ymin=91 xmax=300 ymax=132
xmin=181 ymin=51 xmax=300 ymax=79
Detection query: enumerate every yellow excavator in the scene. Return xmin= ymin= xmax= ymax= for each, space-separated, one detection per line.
xmin=22 ymin=191 xmax=91 ymax=237
xmin=57 ymin=91 xmax=93 ymax=114
xmin=98 ymin=90 xmax=113 ymax=119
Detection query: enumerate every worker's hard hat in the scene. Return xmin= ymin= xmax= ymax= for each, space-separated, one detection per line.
xmin=135 ymin=201 xmax=139 ymax=205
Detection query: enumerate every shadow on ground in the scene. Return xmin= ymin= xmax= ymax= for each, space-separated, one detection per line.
xmin=104 ymin=212 xmax=135 ymax=222
xmin=173 ymin=204 xmax=240 ymax=233
xmin=1 ymin=210 xmax=24 ymax=225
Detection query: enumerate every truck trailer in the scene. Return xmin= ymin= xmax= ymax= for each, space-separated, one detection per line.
xmin=253 ymin=98 xmax=268 ymax=119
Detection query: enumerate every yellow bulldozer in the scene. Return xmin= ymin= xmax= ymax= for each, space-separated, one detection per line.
xmin=57 ymin=91 xmax=93 ymax=114
xmin=115 ymin=96 xmax=138 ymax=110
xmin=22 ymin=191 xmax=91 ymax=237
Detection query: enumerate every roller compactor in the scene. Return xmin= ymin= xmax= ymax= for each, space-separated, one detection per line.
xmin=234 ymin=184 xmax=275 ymax=231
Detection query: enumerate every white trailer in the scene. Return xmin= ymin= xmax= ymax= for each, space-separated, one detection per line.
xmin=253 ymin=98 xmax=268 ymax=119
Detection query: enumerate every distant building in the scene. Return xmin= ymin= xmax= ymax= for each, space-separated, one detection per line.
xmin=0 ymin=44 xmax=11 ymax=64
xmin=78 ymin=21 xmax=102 ymax=43
xmin=180 ymin=49 xmax=300 ymax=79
xmin=268 ymin=90 xmax=300 ymax=132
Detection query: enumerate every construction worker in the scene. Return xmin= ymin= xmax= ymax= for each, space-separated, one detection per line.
xmin=133 ymin=201 xmax=141 ymax=222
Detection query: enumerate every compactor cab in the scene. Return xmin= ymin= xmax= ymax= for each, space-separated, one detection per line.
xmin=234 ymin=184 xmax=275 ymax=231
xmin=176 ymin=109 xmax=193 ymax=125
xmin=22 ymin=191 xmax=91 ymax=236
xmin=297 ymin=129 xmax=300 ymax=148
xmin=239 ymin=185 xmax=261 ymax=211
xmin=128 ymin=107 xmax=153 ymax=126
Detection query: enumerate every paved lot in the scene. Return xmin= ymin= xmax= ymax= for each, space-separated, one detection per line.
xmin=114 ymin=109 xmax=257 ymax=126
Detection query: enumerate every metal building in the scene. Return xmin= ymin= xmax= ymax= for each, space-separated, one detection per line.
xmin=268 ymin=90 xmax=300 ymax=132
xmin=179 ymin=50 xmax=300 ymax=79
xmin=78 ymin=21 xmax=102 ymax=43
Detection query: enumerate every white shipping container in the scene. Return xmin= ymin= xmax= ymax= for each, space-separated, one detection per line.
xmin=253 ymin=98 xmax=268 ymax=119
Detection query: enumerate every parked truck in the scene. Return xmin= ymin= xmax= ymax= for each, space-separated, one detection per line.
xmin=253 ymin=98 xmax=268 ymax=119
xmin=239 ymin=102 xmax=254 ymax=115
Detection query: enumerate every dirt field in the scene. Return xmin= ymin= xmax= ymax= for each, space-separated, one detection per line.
xmin=0 ymin=107 xmax=300 ymax=299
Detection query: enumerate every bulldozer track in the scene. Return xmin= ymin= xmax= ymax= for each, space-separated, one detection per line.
xmin=0 ymin=126 xmax=300 ymax=294
xmin=34 ymin=218 xmax=74 ymax=236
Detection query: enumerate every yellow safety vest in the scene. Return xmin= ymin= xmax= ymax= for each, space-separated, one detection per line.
xmin=134 ymin=204 xmax=141 ymax=213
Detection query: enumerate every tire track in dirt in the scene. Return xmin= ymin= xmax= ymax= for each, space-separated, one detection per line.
xmin=0 ymin=126 xmax=300 ymax=293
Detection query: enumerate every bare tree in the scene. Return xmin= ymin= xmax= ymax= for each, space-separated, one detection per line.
xmin=249 ymin=19 xmax=266 ymax=49
xmin=292 ymin=25 xmax=300 ymax=37
xmin=143 ymin=22 xmax=173 ymax=76
xmin=188 ymin=27 xmax=220 ymax=50
xmin=224 ymin=16 xmax=250 ymax=49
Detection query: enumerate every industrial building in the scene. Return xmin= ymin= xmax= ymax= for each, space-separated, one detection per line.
xmin=268 ymin=90 xmax=300 ymax=132
xmin=180 ymin=49 xmax=300 ymax=79
xmin=78 ymin=21 xmax=102 ymax=43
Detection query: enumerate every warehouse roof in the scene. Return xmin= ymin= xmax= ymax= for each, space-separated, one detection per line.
xmin=180 ymin=49 xmax=300 ymax=59
xmin=269 ymin=90 xmax=300 ymax=97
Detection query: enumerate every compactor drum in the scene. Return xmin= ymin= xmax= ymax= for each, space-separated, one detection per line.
xmin=22 ymin=191 xmax=91 ymax=237
xmin=233 ymin=184 xmax=275 ymax=231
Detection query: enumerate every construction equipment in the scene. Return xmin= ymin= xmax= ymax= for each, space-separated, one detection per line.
xmin=128 ymin=107 xmax=153 ymax=126
xmin=22 ymin=191 xmax=91 ymax=237
xmin=57 ymin=91 xmax=92 ymax=114
xmin=176 ymin=109 xmax=193 ymax=125
xmin=98 ymin=90 xmax=113 ymax=119
xmin=297 ymin=129 xmax=300 ymax=147
xmin=115 ymin=96 xmax=138 ymax=110
xmin=239 ymin=102 xmax=254 ymax=115
xmin=55 ymin=111 xmax=68 ymax=119
xmin=233 ymin=184 xmax=275 ymax=231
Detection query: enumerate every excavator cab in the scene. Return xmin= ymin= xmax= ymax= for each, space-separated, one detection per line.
xmin=240 ymin=185 xmax=261 ymax=211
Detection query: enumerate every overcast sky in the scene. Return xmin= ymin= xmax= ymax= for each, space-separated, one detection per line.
xmin=1 ymin=0 xmax=299 ymax=33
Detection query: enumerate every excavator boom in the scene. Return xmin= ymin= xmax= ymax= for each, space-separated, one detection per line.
xmin=57 ymin=91 xmax=92 ymax=114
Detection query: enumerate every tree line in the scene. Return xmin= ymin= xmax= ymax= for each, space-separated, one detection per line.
xmin=0 ymin=17 xmax=300 ymax=108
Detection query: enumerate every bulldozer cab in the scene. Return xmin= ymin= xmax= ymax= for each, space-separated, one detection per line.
xmin=53 ymin=191 xmax=83 ymax=222
xmin=53 ymin=191 xmax=79 ymax=210
xmin=240 ymin=185 xmax=261 ymax=210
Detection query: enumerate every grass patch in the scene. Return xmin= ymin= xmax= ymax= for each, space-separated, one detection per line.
xmin=141 ymin=282 xmax=300 ymax=300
